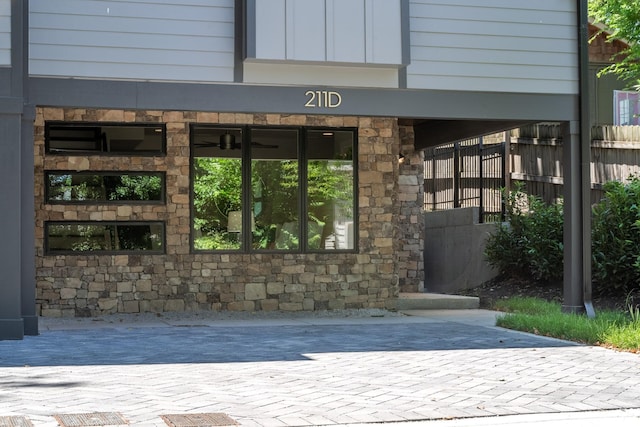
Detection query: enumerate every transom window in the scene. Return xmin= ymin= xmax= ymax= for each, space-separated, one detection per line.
xmin=46 ymin=222 xmax=165 ymax=254
xmin=46 ymin=122 xmax=166 ymax=155
xmin=45 ymin=172 xmax=165 ymax=203
xmin=191 ymin=125 xmax=356 ymax=252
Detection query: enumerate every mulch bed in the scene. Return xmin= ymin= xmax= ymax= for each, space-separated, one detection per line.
xmin=457 ymin=275 xmax=637 ymax=312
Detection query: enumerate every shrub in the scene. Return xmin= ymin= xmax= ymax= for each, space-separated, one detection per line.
xmin=484 ymin=183 xmax=564 ymax=283
xmin=486 ymin=177 xmax=640 ymax=296
xmin=592 ymin=177 xmax=640 ymax=295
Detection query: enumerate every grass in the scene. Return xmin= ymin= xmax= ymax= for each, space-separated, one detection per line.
xmin=494 ymin=297 xmax=640 ymax=352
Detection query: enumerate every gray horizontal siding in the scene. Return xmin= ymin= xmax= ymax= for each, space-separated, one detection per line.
xmin=29 ymin=0 xmax=235 ymax=82
xmin=0 ymin=0 xmax=10 ymax=66
xmin=407 ymin=0 xmax=579 ymax=94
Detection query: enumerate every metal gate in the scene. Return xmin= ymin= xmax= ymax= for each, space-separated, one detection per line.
xmin=423 ymin=137 xmax=505 ymax=223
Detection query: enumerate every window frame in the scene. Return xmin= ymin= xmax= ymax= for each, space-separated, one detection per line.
xmin=44 ymin=171 xmax=167 ymax=205
xmin=190 ymin=124 xmax=358 ymax=254
xmin=44 ymin=221 xmax=166 ymax=255
xmin=45 ymin=121 xmax=167 ymax=156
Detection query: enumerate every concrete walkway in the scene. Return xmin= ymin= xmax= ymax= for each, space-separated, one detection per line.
xmin=0 ymin=310 xmax=639 ymax=426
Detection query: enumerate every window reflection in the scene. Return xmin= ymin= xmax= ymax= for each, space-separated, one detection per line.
xmin=307 ymin=130 xmax=355 ymax=250
xmin=191 ymin=125 xmax=356 ymax=252
xmin=46 ymin=123 xmax=165 ymax=154
xmin=46 ymin=222 xmax=164 ymax=253
xmin=251 ymin=129 xmax=300 ymax=250
xmin=46 ymin=172 xmax=164 ymax=203
xmin=191 ymin=127 xmax=243 ymax=250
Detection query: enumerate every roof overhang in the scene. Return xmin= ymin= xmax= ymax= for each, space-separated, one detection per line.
xmin=402 ymin=119 xmax=537 ymax=150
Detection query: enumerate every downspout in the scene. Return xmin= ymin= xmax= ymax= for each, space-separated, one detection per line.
xmin=579 ymin=0 xmax=595 ymax=317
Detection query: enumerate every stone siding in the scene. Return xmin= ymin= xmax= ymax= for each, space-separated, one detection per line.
xmin=397 ymin=125 xmax=425 ymax=293
xmin=34 ymin=108 xmax=423 ymax=317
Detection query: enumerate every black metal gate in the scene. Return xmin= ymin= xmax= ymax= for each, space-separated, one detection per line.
xmin=423 ymin=137 xmax=505 ymax=223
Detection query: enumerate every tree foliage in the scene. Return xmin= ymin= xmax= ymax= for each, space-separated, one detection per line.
xmin=589 ymin=0 xmax=640 ymax=84
xmin=592 ymin=177 xmax=640 ymax=294
xmin=48 ymin=174 xmax=162 ymax=202
xmin=484 ymin=183 xmax=564 ymax=284
xmin=192 ymin=158 xmax=242 ymax=247
xmin=192 ymin=157 xmax=354 ymax=250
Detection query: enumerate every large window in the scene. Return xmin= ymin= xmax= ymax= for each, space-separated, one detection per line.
xmin=191 ymin=125 xmax=356 ymax=252
xmin=614 ymin=90 xmax=640 ymax=125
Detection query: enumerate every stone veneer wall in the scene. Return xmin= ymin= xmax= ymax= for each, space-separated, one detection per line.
xmin=34 ymin=107 xmax=423 ymax=317
xmin=397 ymin=126 xmax=425 ymax=293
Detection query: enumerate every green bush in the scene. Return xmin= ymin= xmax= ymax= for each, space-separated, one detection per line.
xmin=592 ymin=177 xmax=640 ymax=295
xmin=486 ymin=178 xmax=640 ymax=297
xmin=484 ymin=183 xmax=564 ymax=283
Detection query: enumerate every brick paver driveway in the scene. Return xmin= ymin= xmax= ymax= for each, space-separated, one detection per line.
xmin=0 ymin=312 xmax=639 ymax=426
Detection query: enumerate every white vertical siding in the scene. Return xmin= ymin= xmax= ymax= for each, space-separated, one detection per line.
xmin=248 ymin=0 xmax=403 ymax=67
xmin=29 ymin=0 xmax=235 ymax=82
xmin=0 ymin=0 xmax=10 ymax=66
xmin=365 ymin=0 xmax=403 ymax=65
xmin=255 ymin=0 xmax=286 ymax=60
xmin=407 ymin=0 xmax=579 ymax=94
xmin=286 ymin=0 xmax=325 ymax=62
xmin=326 ymin=0 xmax=365 ymax=63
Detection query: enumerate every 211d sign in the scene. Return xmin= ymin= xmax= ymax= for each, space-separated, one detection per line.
xmin=304 ymin=90 xmax=342 ymax=109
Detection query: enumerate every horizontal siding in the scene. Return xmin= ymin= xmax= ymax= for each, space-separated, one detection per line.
xmin=0 ymin=0 xmax=10 ymax=66
xmin=29 ymin=0 xmax=235 ymax=82
xmin=407 ymin=0 xmax=579 ymax=94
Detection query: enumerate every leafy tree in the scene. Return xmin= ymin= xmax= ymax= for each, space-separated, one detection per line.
xmin=108 ymin=175 xmax=162 ymax=201
xmin=589 ymin=0 xmax=640 ymax=84
xmin=193 ymin=156 xmax=354 ymax=250
xmin=48 ymin=174 xmax=162 ymax=201
xmin=192 ymin=158 xmax=242 ymax=246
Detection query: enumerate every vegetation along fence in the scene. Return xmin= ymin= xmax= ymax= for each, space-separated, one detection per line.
xmin=424 ymin=125 xmax=640 ymax=222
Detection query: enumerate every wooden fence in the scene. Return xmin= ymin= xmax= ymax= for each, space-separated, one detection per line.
xmin=424 ymin=125 xmax=640 ymax=220
xmin=512 ymin=124 xmax=640 ymax=204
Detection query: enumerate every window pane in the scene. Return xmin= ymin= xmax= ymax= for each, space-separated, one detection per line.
xmin=46 ymin=172 xmax=164 ymax=203
xmin=306 ymin=130 xmax=355 ymax=250
xmin=46 ymin=222 xmax=164 ymax=253
xmin=251 ymin=129 xmax=300 ymax=250
xmin=192 ymin=127 xmax=243 ymax=251
xmin=46 ymin=123 xmax=165 ymax=154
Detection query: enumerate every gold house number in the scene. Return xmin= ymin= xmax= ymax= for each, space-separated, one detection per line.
xmin=305 ymin=90 xmax=342 ymax=108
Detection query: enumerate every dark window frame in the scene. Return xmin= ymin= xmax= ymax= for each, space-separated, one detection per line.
xmin=45 ymin=221 xmax=166 ymax=255
xmin=44 ymin=171 xmax=167 ymax=205
xmin=190 ymin=124 xmax=358 ymax=254
xmin=45 ymin=122 xmax=167 ymax=156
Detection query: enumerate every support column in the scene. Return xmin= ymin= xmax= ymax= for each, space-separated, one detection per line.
xmin=0 ymin=113 xmax=25 ymax=339
xmin=0 ymin=0 xmax=35 ymax=339
xmin=561 ymin=120 xmax=592 ymax=315
xmin=561 ymin=0 xmax=594 ymax=316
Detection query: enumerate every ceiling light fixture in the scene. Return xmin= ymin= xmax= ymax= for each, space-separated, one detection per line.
xmin=220 ymin=132 xmax=236 ymax=150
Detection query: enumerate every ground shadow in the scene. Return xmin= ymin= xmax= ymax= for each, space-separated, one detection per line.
xmin=0 ymin=322 xmax=577 ymax=367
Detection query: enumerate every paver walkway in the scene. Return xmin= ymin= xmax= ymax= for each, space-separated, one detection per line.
xmin=0 ymin=310 xmax=639 ymax=426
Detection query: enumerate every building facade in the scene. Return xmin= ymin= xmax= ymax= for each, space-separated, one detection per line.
xmin=1 ymin=0 xmax=589 ymax=339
